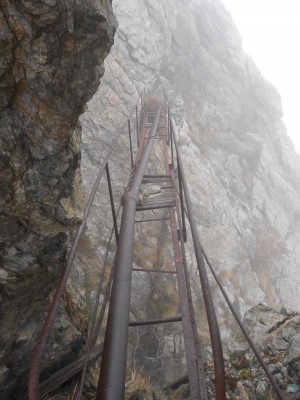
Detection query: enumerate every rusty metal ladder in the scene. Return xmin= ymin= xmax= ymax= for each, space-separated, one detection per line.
xmin=130 ymin=103 xmax=208 ymax=399
xmin=27 ymin=93 xmax=284 ymax=400
xmin=96 ymin=98 xmax=209 ymax=399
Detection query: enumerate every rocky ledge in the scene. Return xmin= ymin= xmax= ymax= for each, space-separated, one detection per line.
xmin=206 ymin=304 xmax=300 ymax=399
xmin=125 ymin=304 xmax=300 ymax=400
xmin=0 ymin=1 xmax=116 ymax=398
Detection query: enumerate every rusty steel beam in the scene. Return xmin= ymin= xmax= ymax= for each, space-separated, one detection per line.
xmin=169 ymin=206 xmax=203 ymax=400
xmin=178 ymin=165 xmax=187 ymax=242
xmin=162 ymin=129 xmax=207 ymax=399
xmin=136 ymin=104 xmax=139 ymax=147
xmin=129 ymin=316 xmax=182 ymax=327
xmin=132 ymin=268 xmax=177 ymax=274
xmin=96 ymin=100 xmax=163 ymax=400
xmin=105 ymin=163 xmax=119 ymax=245
xmin=74 ymin=209 xmax=122 ymax=400
xmin=136 ymin=202 xmax=175 ymax=212
xmin=171 ymin=118 xmax=226 ymax=400
xmin=167 ymin=104 xmax=171 ymax=145
xmin=169 ymin=168 xmax=208 ymax=400
xmin=128 ymin=120 xmax=134 ymax=168
xmin=168 ymin=172 xmax=207 ymax=399
xmin=39 ymin=344 xmax=103 ymax=399
xmin=135 ymin=217 xmax=171 ymax=223
xmin=170 ymin=117 xmax=174 ymax=167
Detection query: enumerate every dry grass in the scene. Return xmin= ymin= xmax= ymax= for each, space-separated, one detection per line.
xmin=127 ymin=369 xmax=152 ymax=393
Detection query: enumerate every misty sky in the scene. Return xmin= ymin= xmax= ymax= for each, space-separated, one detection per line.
xmin=222 ymin=0 xmax=300 ymax=153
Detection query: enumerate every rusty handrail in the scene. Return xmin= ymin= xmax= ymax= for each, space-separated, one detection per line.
xmin=28 ymin=94 xmax=143 ymax=400
xmin=171 ymin=115 xmax=283 ymax=399
xmin=202 ymin=249 xmax=284 ymax=400
xmin=171 ymin=118 xmax=226 ymax=400
xmin=72 ymin=202 xmax=122 ymax=400
xmin=169 ymin=170 xmax=208 ymax=400
xmin=96 ymin=100 xmax=163 ymax=400
xmin=163 ymin=117 xmax=207 ymax=400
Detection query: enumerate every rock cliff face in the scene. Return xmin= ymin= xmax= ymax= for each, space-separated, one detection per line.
xmin=2 ymin=0 xmax=300 ymax=397
xmin=82 ymin=0 xmax=300 ymax=318
xmin=0 ymin=1 xmax=116 ymax=398
xmin=80 ymin=0 xmax=300 ymax=389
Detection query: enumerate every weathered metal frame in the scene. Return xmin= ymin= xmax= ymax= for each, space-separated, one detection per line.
xmin=162 ymin=115 xmax=208 ymax=399
xmin=171 ymin=118 xmax=226 ymax=400
xmin=96 ymin=100 xmax=163 ymax=400
xmin=171 ymin=116 xmax=284 ymax=400
xmin=28 ymin=94 xmax=144 ymax=400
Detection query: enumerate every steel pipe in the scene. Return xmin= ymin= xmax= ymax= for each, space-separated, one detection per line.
xmin=96 ymin=100 xmax=163 ymax=400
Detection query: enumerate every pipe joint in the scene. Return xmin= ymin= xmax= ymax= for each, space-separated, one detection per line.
xmin=122 ymin=190 xmax=140 ymax=204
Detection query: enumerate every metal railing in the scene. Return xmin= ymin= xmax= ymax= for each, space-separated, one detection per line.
xmin=27 ymin=92 xmax=284 ymax=400
xmin=28 ymin=93 xmax=144 ymax=400
xmin=170 ymin=117 xmax=283 ymax=400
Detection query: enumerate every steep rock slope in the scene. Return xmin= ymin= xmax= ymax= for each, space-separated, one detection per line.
xmin=80 ymin=0 xmax=300 ymax=384
xmin=82 ymin=0 xmax=300 ymax=317
xmin=0 ymin=1 xmax=116 ymax=398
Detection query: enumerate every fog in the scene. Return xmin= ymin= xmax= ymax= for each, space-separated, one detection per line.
xmin=222 ymin=0 xmax=300 ymax=153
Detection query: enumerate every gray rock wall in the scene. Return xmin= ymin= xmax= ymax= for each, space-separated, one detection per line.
xmin=0 ymin=1 xmax=116 ymax=398
xmin=82 ymin=0 xmax=300 ymax=315
xmin=80 ymin=0 xmax=300 ymax=384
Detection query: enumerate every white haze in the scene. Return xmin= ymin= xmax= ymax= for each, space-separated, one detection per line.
xmin=222 ymin=0 xmax=300 ymax=153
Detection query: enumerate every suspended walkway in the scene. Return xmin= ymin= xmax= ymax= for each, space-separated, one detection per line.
xmin=26 ymin=93 xmax=284 ymax=400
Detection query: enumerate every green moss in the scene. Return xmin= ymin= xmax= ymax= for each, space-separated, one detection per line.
xmin=239 ymin=368 xmax=254 ymax=381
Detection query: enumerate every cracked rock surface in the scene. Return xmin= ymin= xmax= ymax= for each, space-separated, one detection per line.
xmin=79 ymin=0 xmax=300 ymax=388
xmin=0 ymin=1 xmax=116 ymax=398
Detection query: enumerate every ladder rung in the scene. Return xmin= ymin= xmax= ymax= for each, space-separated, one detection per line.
xmin=143 ymin=123 xmax=165 ymax=128
xmin=144 ymin=174 xmax=171 ymax=178
xmin=142 ymin=178 xmax=172 ymax=184
xmin=144 ymin=112 xmax=157 ymax=115
xmin=129 ymin=316 xmax=182 ymax=327
xmin=135 ymin=217 xmax=171 ymax=223
xmin=142 ymin=195 xmax=175 ymax=204
xmin=136 ymin=202 xmax=175 ymax=211
xmin=139 ymin=198 xmax=175 ymax=204
xmin=142 ymin=176 xmax=172 ymax=184
xmin=132 ymin=268 xmax=177 ymax=274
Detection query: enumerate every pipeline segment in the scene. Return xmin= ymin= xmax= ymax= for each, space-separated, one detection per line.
xmin=96 ymin=100 xmax=163 ymax=400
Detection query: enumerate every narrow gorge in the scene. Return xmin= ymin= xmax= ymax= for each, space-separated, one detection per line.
xmin=1 ymin=0 xmax=300 ymax=399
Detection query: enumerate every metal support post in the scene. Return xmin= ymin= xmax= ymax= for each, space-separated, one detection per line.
xmin=170 ymin=119 xmax=174 ymax=167
xmin=178 ymin=163 xmax=187 ymax=242
xmin=128 ymin=120 xmax=134 ymax=169
xmin=136 ymin=105 xmax=139 ymax=147
xmin=105 ymin=163 xmax=119 ymax=245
